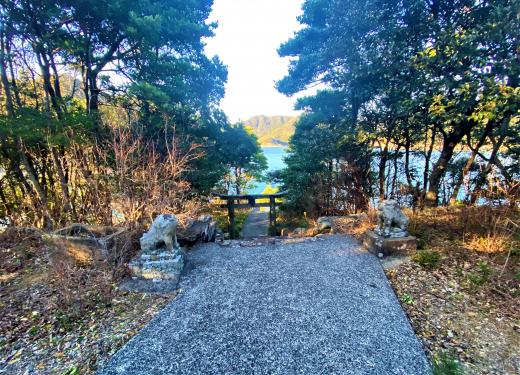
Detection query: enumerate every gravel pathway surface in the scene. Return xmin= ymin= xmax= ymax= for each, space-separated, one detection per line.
xmin=99 ymin=235 xmax=431 ymax=375
xmin=240 ymin=208 xmax=269 ymax=237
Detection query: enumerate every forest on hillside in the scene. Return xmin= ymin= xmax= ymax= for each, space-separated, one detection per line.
xmin=0 ymin=0 xmax=266 ymax=228
xmin=277 ymin=0 xmax=519 ymax=216
xmin=244 ymin=115 xmax=297 ymax=146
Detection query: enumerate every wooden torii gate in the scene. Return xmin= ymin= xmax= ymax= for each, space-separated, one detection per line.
xmin=217 ymin=192 xmax=285 ymax=238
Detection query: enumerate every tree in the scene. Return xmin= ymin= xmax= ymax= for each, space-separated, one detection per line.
xmin=217 ymin=124 xmax=267 ymax=195
xmin=281 ymin=90 xmax=371 ymax=216
xmin=0 ymin=0 xmax=243 ymax=226
xmin=277 ymin=0 xmax=519 ymax=210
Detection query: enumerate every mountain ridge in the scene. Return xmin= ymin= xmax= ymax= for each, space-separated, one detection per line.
xmin=243 ymin=115 xmax=298 ymax=146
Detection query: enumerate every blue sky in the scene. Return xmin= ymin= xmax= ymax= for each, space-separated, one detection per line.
xmin=204 ymin=0 xmax=306 ymax=122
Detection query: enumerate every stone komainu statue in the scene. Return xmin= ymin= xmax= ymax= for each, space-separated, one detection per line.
xmin=140 ymin=214 xmax=180 ymax=252
xmin=376 ymin=200 xmax=409 ymax=238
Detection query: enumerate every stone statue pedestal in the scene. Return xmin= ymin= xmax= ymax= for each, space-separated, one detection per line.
xmin=121 ymin=247 xmax=184 ymax=293
xmin=120 ymin=247 xmax=184 ymax=293
xmin=121 ymin=214 xmax=184 ymax=293
xmin=129 ymin=247 xmax=184 ymax=280
xmin=363 ymin=231 xmax=417 ymax=257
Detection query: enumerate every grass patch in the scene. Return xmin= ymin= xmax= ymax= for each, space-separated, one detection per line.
xmin=387 ymin=206 xmax=520 ymax=374
xmin=433 ymin=352 xmax=465 ymax=375
xmin=467 ymin=260 xmax=492 ymax=287
xmin=211 ymin=208 xmax=252 ymax=238
xmin=413 ymin=250 xmax=441 ymax=268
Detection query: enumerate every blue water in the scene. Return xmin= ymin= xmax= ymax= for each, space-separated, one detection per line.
xmin=249 ymin=147 xmax=287 ymax=194
xmin=248 ymin=147 xmax=508 ymax=204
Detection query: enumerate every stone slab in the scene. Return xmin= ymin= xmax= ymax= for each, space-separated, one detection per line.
xmin=128 ymin=248 xmax=184 ymax=281
xmin=240 ymin=208 xmax=269 ymax=237
xmin=363 ymin=230 xmax=417 ymax=256
xmin=44 ymin=224 xmax=127 ymax=264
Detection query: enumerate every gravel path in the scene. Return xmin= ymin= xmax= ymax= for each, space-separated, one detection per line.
xmin=240 ymin=208 xmax=269 ymax=237
xmin=99 ymin=235 xmax=431 ymax=375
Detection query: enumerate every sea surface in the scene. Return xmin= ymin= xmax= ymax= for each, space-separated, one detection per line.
xmin=249 ymin=146 xmax=287 ymax=194
xmin=247 ymin=146 xmax=510 ymax=204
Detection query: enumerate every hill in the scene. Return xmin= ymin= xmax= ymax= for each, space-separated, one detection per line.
xmin=243 ymin=115 xmax=298 ymax=146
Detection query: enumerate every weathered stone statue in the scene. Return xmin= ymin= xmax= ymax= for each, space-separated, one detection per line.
xmin=125 ymin=214 xmax=184 ymax=292
xmin=375 ymin=200 xmax=409 ymax=238
xmin=140 ymin=214 xmax=180 ymax=251
xmin=363 ymin=200 xmax=417 ymax=257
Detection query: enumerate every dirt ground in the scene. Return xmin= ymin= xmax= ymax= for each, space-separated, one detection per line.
xmin=0 ymin=228 xmax=173 ymax=374
xmin=337 ymin=207 xmax=520 ymax=374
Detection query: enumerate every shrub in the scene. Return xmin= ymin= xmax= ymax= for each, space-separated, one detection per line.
xmin=413 ymin=250 xmax=441 ymax=268
xmin=211 ymin=208 xmax=251 ymax=238
xmin=416 ymin=236 xmax=429 ymax=250
xmin=401 ymin=293 xmax=415 ymax=305
xmin=433 ymin=352 xmax=465 ymax=375
xmin=468 ymin=260 xmax=492 ymax=286
xmin=47 ymin=257 xmax=114 ymax=328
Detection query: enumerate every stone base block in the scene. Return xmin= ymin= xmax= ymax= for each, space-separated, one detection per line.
xmin=363 ymin=231 xmax=417 ymax=257
xmin=123 ymin=247 xmax=184 ymax=292
xmin=128 ymin=248 xmax=184 ymax=281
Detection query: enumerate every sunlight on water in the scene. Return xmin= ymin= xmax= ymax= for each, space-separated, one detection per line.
xmin=249 ymin=147 xmax=287 ymax=194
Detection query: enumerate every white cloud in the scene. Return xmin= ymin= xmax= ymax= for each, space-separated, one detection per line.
xmin=204 ymin=0 xmax=307 ymax=122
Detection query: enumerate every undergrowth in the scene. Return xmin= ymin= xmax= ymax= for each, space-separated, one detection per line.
xmin=211 ymin=208 xmax=252 ymax=238
xmin=413 ymin=250 xmax=441 ymax=268
xmin=433 ymin=352 xmax=465 ymax=375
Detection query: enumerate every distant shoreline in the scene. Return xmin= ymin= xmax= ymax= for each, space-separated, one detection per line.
xmin=261 ymin=143 xmax=289 ymax=148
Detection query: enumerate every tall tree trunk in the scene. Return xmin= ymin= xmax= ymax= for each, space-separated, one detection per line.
xmin=1 ymin=30 xmax=53 ymax=227
xmin=49 ymin=55 xmax=63 ymax=104
xmin=404 ymin=130 xmax=413 ymax=187
xmin=421 ymin=127 xmax=436 ymax=208
xmin=391 ymin=147 xmax=400 ymax=198
xmin=471 ymin=117 xmax=510 ymax=203
xmin=378 ymin=141 xmax=389 ymax=200
xmin=35 ymin=48 xmax=62 ymax=118
xmin=0 ymin=29 xmax=15 ymax=117
xmin=52 ymin=147 xmax=74 ymax=218
xmin=5 ymin=39 xmax=22 ymax=108
xmin=17 ymin=139 xmax=53 ymax=228
xmin=450 ymin=122 xmax=493 ymax=205
xmin=426 ymin=124 xmax=468 ymax=206
xmin=450 ymin=149 xmax=477 ymax=206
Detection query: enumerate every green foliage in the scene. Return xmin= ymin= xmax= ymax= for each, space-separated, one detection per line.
xmin=0 ymin=0 xmax=265 ymax=227
xmin=416 ymin=236 xmax=429 ymax=251
xmin=61 ymin=367 xmax=79 ymax=375
xmin=401 ymin=294 xmax=415 ymax=305
xmin=413 ymin=251 xmax=441 ymax=269
xmin=277 ymin=0 xmax=520 ymax=208
xmin=468 ymin=261 xmax=492 ymax=286
xmin=433 ymin=352 xmax=465 ymax=375
xmin=216 ymin=123 xmax=268 ymax=195
xmin=213 ymin=208 xmax=251 ymax=238
xmin=280 ymin=90 xmax=372 ymax=216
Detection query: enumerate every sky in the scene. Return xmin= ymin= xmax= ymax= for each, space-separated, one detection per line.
xmin=204 ymin=0 xmax=306 ymax=123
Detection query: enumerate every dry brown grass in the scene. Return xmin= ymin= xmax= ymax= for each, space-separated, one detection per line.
xmin=332 ymin=212 xmax=377 ymax=238
xmin=385 ymin=206 xmax=519 ymax=373
xmin=0 ymin=225 xmax=176 ymax=374
xmin=407 ymin=206 xmax=519 ymax=254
